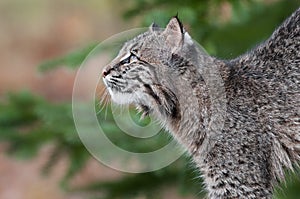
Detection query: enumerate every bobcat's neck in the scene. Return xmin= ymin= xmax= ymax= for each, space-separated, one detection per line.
xmin=162 ymin=56 xmax=229 ymax=159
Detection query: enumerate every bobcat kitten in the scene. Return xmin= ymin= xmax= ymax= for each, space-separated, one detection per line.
xmin=103 ymin=8 xmax=300 ymax=199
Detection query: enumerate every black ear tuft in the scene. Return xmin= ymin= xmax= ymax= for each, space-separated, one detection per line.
xmin=165 ymin=16 xmax=184 ymax=34
xmin=162 ymin=16 xmax=185 ymax=51
xmin=150 ymin=22 xmax=160 ymax=32
xmin=172 ymin=13 xmax=184 ymax=34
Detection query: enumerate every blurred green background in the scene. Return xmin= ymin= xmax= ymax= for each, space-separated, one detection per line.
xmin=0 ymin=0 xmax=300 ymax=199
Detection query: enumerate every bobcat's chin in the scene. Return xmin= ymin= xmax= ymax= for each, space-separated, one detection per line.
xmin=109 ymin=91 xmax=135 ymax=105
xmin=108 ymin=88 xmax=152 ymax=120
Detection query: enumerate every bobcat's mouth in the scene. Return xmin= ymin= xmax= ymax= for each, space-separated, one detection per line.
xmin=103 ymin=77 xmax=134 ymax=105
xmin=103 ymin=77 xmax=153 ymax=119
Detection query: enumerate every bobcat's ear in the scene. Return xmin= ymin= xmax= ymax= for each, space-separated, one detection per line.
xmin=150 ymin=22 xmax=160 ymax=32
xmin=163 ymin=16 xmax=184 ymax=52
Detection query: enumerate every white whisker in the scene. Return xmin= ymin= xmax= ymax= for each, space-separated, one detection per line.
xmin=97 ymin=88 xmax=111 ymax=116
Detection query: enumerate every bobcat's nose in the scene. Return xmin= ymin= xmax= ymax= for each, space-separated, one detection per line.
xmin=103 ymin=67 xmax=112 ymax=77
xmin=102 ymin=70 xmax=108 ymax=77
xmin=103 ymin=65 xmax=116 ymax=77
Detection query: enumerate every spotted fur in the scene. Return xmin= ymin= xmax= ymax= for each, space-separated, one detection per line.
xmin=103 ymin=8 xmax=300 ymax=199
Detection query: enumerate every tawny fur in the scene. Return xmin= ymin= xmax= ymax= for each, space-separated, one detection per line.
xmin=103 ymin=8 xmax=300 ymax=198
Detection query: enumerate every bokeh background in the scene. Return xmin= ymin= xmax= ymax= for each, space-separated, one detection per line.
xmin=0 ymin=0 xmax=300 ymax=199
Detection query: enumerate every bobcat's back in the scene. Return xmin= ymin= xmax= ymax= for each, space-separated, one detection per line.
xmin=201 ymin=8 xmax=300 ymax=198
xmin=229 ymin=7 xmax=300 ymax=179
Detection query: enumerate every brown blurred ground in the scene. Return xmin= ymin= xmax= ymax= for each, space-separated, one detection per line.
xmin=0 ymin=0 xmax=127 ymax=198
xmin=0 ymin=0 xmax=196 ymax=198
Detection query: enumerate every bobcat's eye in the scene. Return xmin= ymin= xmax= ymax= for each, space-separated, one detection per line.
xmin=129 ymin=53 xmax=139 ymax=62
xmin=120 ymin=53 xmax=139 ymax=65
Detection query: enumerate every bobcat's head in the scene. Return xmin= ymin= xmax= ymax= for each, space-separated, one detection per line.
xmin=102 ymin=17 xmax=195 ymax=119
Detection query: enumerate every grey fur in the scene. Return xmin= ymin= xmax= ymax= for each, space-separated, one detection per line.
xmin=103 ymin=8 xmax=300 ymax=198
